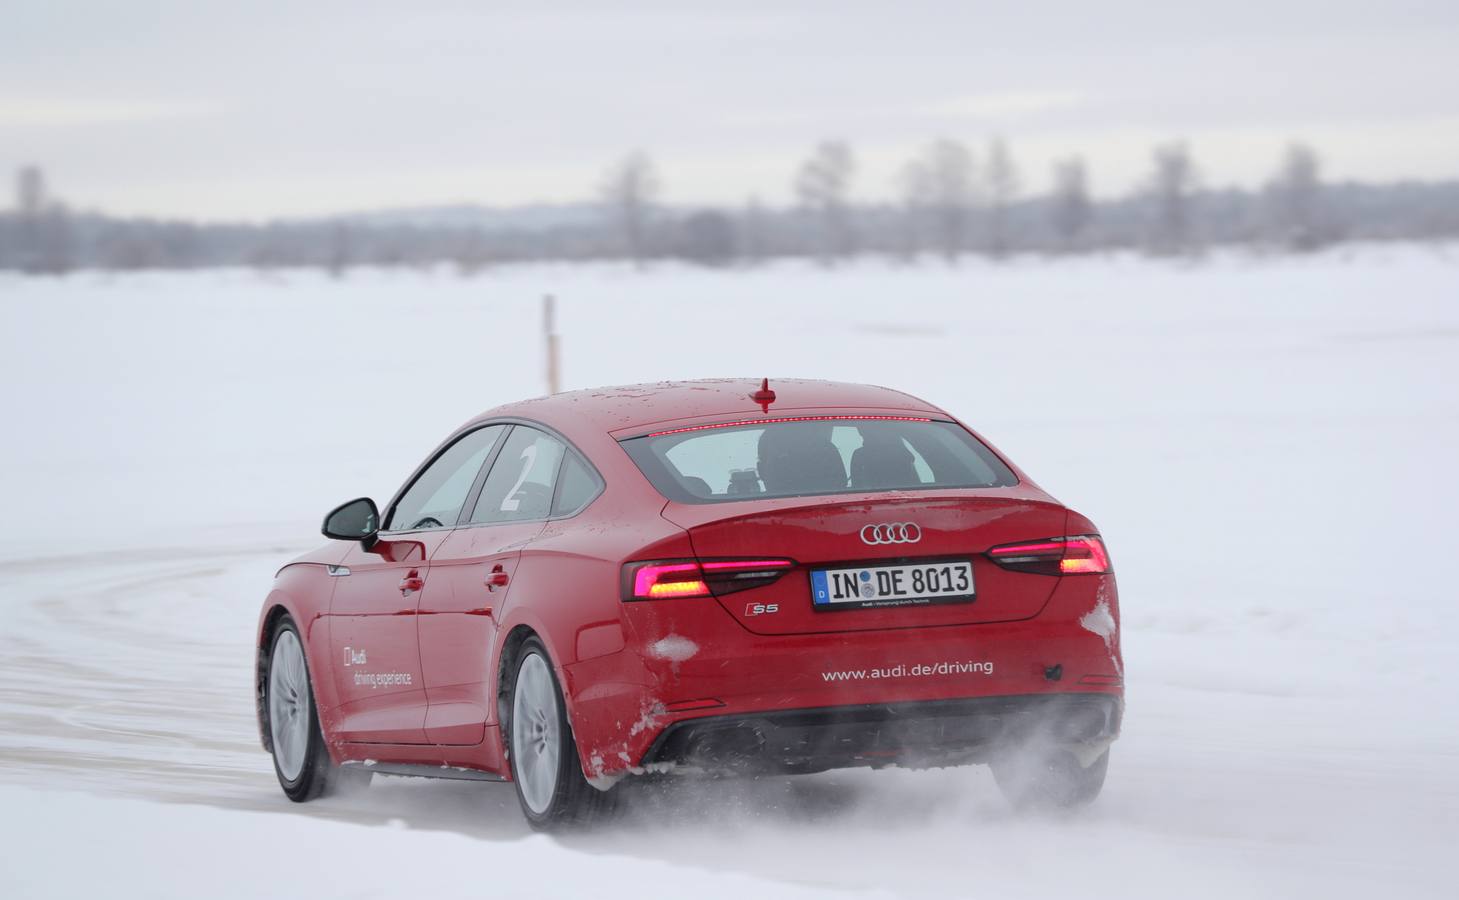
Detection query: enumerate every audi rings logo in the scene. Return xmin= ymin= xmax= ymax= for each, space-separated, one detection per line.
xmin=860 ymin=522 xmax=922 ymax=545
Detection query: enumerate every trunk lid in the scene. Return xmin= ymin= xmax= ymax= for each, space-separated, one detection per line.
xmin=661 ymin=487 xmax=1067 ymax=635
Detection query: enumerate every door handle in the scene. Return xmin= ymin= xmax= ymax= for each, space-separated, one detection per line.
xmin=399 ymin=570 xmax=424 ymax=594
xmin=485 ymin=564 xmax=509 ymax=592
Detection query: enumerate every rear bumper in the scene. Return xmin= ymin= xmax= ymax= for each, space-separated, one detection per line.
xmin=644 ymin=693 xmax=1121 ymax=774
xmin=563 ymin=573 xmax=1122 ymax=781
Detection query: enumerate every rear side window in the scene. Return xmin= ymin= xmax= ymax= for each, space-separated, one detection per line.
xmin=552 ymin=453 xmax=600 ymax=516
xmin=470 ymin=426 xmax=566 ymax=523
xmin=621 ymin=419 xmax=1016 ymax=504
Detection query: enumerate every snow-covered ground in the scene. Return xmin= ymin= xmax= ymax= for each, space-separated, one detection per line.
xmin=2 ymin=247 xmax=1456 ymax=899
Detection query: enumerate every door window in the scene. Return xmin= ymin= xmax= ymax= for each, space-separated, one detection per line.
xmin=386 ymin=425 xmax=506 ymax=531
xmin=470 ymin=427 xmax=566 ymax=524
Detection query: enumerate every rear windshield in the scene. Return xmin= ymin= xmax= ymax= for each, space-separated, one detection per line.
xmin=620 ymin=418 xmax=1017 ymax=504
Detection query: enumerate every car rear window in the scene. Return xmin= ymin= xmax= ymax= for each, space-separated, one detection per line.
xmin=620 ymin=418 xmax=1017 ymax=503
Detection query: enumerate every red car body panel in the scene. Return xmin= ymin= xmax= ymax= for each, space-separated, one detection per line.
xmin=256 ymin=379 xmax=1123 ymax=784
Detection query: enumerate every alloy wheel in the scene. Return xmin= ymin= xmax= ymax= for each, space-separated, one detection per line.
xmin=268 ymin=628 xmax=311 ymax=782
xmin=512 ymin=652 xmax=561 ymax=815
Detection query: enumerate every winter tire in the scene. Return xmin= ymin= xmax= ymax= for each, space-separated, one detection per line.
xmin=266 ymin=616 xmax=367 ymax=801
xmin=991 ymin=747 xmax=1109 ymax=811
xmin=507 ymin=637 xmax=614 ymax=829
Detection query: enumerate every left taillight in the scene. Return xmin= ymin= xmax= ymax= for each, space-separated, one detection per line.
xmin=987 ymin=535 xmax=1111 ymax=576
xmin=623 ymin=558 xmax=796 ymax=601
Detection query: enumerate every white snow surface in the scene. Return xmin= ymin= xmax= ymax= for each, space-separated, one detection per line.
xmin=1080 ymin=601 xmax=1116 ymax=639
xmin=2 ymin=246 xmax=1457 ymax=899
xmin=0 ymin=783 xmax=887 ymax=900
xmin=649 ymin=633 xmax=700 ymax=662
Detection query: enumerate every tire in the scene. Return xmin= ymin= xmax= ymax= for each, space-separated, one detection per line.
xmin=506 ymin=637 xmax=614 ymax=829
xmin=265 ymin=616 xmax=369 ymax=801
xmin=991 ymin=747 xmax=1109 ymax=811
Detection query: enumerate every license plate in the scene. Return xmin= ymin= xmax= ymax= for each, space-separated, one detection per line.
xmin=810 ymin=560 xmax=975 ymax=611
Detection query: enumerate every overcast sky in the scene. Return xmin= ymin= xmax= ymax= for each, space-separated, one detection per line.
xmin=3 ymin=0 xmax=1457 ymax=220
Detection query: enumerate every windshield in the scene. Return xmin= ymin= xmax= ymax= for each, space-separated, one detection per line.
xmin=620 ymin=418 xmax=1017 ymax=503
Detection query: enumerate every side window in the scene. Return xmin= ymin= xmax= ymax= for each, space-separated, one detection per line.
xmin=551 ymin=453 xmax=600 ymax=516
xmin=471 ymin=427 xmax=565 ymax=524
xmin=386 ymin=425 xmax=505 ymax=531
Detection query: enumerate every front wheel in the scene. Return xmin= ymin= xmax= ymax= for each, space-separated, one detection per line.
xmin=991 ymin=747 xmax=1109 ymax=811
xmin=507 ymin=638 xmax=614 ymax=829
xmin=266 ymin=617 xmax=368 ymax=801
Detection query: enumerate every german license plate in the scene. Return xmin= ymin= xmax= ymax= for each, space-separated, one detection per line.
xmin=810 ymin=560 xmax=975 ymax=611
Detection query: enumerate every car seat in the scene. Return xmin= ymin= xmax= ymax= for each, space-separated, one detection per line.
xmin=681 ymin=475 xmax=713 ymax=498
xmin=850 ymin=433 xmax=920 ymax=490
xmin=757 ymin=426 xmax=847 ymax=494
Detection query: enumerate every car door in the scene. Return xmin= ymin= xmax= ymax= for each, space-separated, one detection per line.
xmin=327 ymin=424 xmax=506 ymax=744
xmin=420 ymin=424 xmax=568 ymax=745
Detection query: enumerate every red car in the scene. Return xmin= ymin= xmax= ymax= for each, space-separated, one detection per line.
xmin=256 ymin=378 xmax=1122 ymax=828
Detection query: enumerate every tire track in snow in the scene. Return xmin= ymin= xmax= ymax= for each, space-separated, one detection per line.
xmin=0 ymin=543 xmax=536 ymax=834
xmin=0 ymin=545 xmax=294 ymax=804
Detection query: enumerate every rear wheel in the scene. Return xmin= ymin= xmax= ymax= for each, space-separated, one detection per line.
xmin=266 ymin=617 xmax=369 ymax=801
xmin=991 ymin=747 xmax=1109 ymax=811
xmin=507 ymin=638 xmax=614 ymax=829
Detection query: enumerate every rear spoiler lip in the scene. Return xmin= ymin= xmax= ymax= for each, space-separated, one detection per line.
xmin=657 ymin=486 xmax=1068 ymax=531
xmin=609 ymin=406 xmax=949 ymax=441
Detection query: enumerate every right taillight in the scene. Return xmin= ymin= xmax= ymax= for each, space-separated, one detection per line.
xmin=987 ymin=535 xmax=1111 ymax=576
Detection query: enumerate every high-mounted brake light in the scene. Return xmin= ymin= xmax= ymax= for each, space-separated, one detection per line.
xmin=645 ymin=415 xmax=932 ymax=438
xmin=624 ymin=558 xmax=796 ymax=600
xmin=987 ymin=535 xmax=1111 ymax=576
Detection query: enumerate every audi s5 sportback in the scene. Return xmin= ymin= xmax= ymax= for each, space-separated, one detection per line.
xmin=256 ymin=379 xmax=1123 ymax=828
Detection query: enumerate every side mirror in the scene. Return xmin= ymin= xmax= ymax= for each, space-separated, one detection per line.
xmin=322 ymin=497 xmax=380 ymax=546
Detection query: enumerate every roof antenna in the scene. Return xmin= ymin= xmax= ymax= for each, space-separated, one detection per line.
xmin=749 ymin=377 xmax=776 ymax=413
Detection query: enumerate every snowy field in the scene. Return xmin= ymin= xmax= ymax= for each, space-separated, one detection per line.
xmin=1 ymin=246 xmax=1457 ymax=899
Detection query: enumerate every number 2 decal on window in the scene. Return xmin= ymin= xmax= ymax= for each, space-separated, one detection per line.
xmin=499 ymin=445 xmax=538 ymax=511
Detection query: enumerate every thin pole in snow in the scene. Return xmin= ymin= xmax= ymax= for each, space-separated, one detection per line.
xmin=543 ymin=294 xmax=561 ymax=395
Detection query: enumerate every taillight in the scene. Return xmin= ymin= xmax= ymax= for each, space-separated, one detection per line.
xmin=987 ymin=535 xmax=1111 ymax=576
xmin=623 ymin=558 xmax=795 ymax=601
xmin=629 ymin=562 xmax=710 ymax=599
xmin=1059 ymin=536 xmax=1111 ymax=574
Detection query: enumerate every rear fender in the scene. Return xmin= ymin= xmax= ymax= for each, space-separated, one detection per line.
xmin=1044 ymin=568 xmax=1121 ymax=680
xmin=488 ymin=606 xmax=607 ymax=783
xmin=501 ymin=527 xmax=697 ymax=786
xmin=1057 ymin=509 xmax=1119 ymax=665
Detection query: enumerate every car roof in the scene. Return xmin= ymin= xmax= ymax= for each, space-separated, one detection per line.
xmin=473 ymin=378 xmax=945 ymax=437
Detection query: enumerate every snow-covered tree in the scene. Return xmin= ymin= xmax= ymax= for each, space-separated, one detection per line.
xmin=794 ymin=141 xmax=856 ymax=265
xmin=1146 ymin=142 xmax=1199 ymax=256
xmin=985 ymin=138 xmax=1020 ymax=259
xmin=909 ymin=139 xmax=977 ymax=263
xmin=600 ymin=152 xmax=661 ymax=268
xmin=1050 ymin=156 xmax=1092 ymax=252
xmin=1264 ymin=143 xmax=1330 ymax=251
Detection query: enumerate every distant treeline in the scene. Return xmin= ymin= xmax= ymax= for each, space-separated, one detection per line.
xmin=3 ymin=142 xmax=1458 ymax=275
